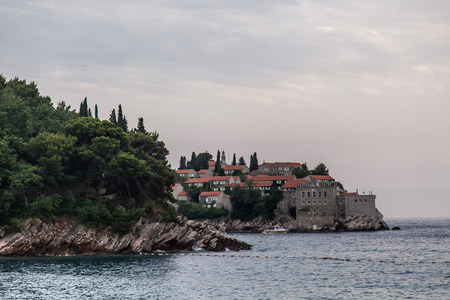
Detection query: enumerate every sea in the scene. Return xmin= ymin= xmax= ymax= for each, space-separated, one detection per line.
xmin=0 ymin=218 xmax=449 ymax=300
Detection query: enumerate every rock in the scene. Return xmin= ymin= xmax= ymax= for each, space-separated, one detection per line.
xmin=0 ymin=217 xmax=251 ymax=256
xmin=341 ymin=209 xmax=389 ymax=231
xmin=391 ymin=226 xmax=401 ymax=230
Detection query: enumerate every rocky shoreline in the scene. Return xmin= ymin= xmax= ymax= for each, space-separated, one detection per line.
xmin=0 ymin=216 xmax=251 ymax=256
xmin=0 ymin=211 xmax=388 ymax=256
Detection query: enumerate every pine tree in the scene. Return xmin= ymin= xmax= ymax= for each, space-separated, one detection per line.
xmin=238 ymin=156 xmax=246 ymax=166
xmin=109 ymin=108 xmax=117 ymax=124
xmin=136 ymin=117 xmax=146 ymax=133
xmin=232 ymin=154 xmax=237 ymax=166
xmin=88 ymin=108 xmax=92 ymax=117
xmin=117 ymin=104 xmax=128 ymax=132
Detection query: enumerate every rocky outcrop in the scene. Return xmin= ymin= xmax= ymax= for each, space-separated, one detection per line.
xmin=0 ymin=216 xmax=251 ymax=256
xmin=187 ymin=215 xmax=302 ymax=233
xmin=340 ymin=210 xmax=389 ymax=231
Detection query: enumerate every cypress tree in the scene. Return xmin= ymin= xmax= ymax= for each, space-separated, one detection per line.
xmin=179 ymin=156 xmax=186 ymax=170
xmin=117 ymin=104 xmax=128 ymax=132
xmin=214 ymin=150 xmax=221 ymax=174
xmin=109 ymin=109 xmax=117 ymax=124
xmin=238 ymin=156 xmax=246 ymax=166
xmin=95 ymin=104 xmax=98 ymax=119
xmin=250 ymin=152 xmax=259 ymax=171
xmin=232 ymin=154 xmax=237 ymax=166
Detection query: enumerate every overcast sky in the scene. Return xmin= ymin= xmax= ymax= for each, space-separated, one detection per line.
xmin=1 ymin=0 xmax=449 ymax=218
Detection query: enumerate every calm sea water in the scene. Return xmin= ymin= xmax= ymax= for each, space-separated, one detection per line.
xmin=0 ymin=218 xmax=449 ymax=299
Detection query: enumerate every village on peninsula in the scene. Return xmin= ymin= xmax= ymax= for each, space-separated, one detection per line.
xmin=173 ymin=151 xmax=388 ymax=232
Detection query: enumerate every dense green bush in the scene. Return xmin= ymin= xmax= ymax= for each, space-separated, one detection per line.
xmin=177 ymin=202 xmax=228 ymax=220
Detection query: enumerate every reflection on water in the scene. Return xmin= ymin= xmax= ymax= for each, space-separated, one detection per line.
xmin=0 ymin=218 xmax=449 ymax=299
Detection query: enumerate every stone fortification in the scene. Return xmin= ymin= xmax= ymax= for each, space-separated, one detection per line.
xmin=0 ymin=216 xmax=251 ymax=256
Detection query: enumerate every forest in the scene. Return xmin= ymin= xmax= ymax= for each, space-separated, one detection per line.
xmin=0 ymin=76 xmax=176 ymax=233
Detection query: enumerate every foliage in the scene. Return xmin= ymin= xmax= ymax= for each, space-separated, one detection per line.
xmin=0 ymin=76 xmax=177 ymax=233
xmin=238 ymin=156 xmax=246 ymax=166
xmin=179 ymin=156 xmax=186 ymax=170
xmin=177 ymin=202 xmax=228 ymax=220
xmin=232 ymin=154 xmax=237 ymax=166
xmin=249 ymin=152 xmax=258 ymax=171
xmin=311 ymin=163 xmax=329 ymax=175
xmin=293 ymin=162 xmax=310 ymax=178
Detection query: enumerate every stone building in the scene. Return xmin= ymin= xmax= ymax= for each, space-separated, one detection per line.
xmin=280 ymin=175 xmax=378 ymax=230
xmin=199 ymin=191 xmax=232 ymax=211
xmin=257 ymin=162 xmax=302 ymax=176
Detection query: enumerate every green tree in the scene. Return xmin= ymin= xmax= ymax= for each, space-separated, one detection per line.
xmin=214 ymin=150 xmax=221 ymax=174
xmin=26 ymin=132 xmax=77 ymax=190
xmin=293 ymin=162 xmax=310 ymax=178
xmin=179 ymin=156 xmax=186 ymax=170
xmin=311 ymin=163 xmax=329 ymax=175
xmin=250 ymin=152 xmax=258 ymax=171
xmin=193 ymin=152 xmax=212 ymax=171
xmin=109 ymin=108 xmax=117 ymax=124
xmin=232 ymin=154 xmax=237 ymax=166
xmin=94 ymin=104 xmax=99 ymax=119
xmin=79 ymin=97 xmax=88 ymax=117
xmin=238 ymin=156 xmax=246 ymax=166
xmin=136 ymin=117 xmax=146 ymax=133
xmin=117 ymin=104 xmax=128 ymax=132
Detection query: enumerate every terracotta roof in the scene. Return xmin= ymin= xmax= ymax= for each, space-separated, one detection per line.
xmin=252 ymin=175 xmax=296 ymax=182
xmin=178 ymin=191 xmax=188 ymax=196
xmin=210 ymin=176 xmax=233 ymax=181
xmin=172 ymin=184 xmax=180 ymax=189
xmin=184 ymin=177 xmax=212 ymax=184
xmin=224 ymin=165 xmax=247 ymax=171
xmin=309 ymin=175 xmax=335 ymax=181
xmin=282 ymin=179 xmax=308 ymax=189
xmin=275 ymin=162 xmax=302 ymax=167
xmin=208 ymin=161 xmax=217 ymax=166
xmin=176 ymin=169 xmax=195 ymax=174
xmin=343 ymin=192 xmax=358 ymax=196
xmin=231 ymin=181 xmax=272 ymax=188
xmin=199 ymin=191 xmax=223 ymax=196
xmin=197 ymin=169 xmax=211 ymax=174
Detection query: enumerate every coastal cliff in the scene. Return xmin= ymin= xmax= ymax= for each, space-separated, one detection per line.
xmin=0 ymin=216 xmax=251 ymax=256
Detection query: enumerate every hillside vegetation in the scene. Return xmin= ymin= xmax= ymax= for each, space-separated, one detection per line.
xmin=0 ymin=76 xmax=176 ymax=233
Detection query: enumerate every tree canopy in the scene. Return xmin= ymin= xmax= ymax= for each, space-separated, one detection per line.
xmin=0 ymin=75 xmax=176 ymax=231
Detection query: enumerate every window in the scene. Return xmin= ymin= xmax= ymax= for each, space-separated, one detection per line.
xmin=324 ymin=200 xmax=327 ymax=205
xmin=206 ymin=198 xmax=212 ymax=203
xmin=291 ymin=192 xmax=296 ymax=197
xmin=313 ymin=191 xmax=316 ymax=197
xmin=355 ymin=199 xmax=358 ymax=203
xmin=318 ymin=200 xmax=322 ymax=205
xmin=213 ymin=197 xmax=218 ymax=200
xmin=301 ymin=200 xmax=305 ymax=205
xmin=214 ymin=188 xmax=218 ymax=191
xmin=307 ymin=200 xmax=311 ymax=205
xmin=364 ymin=199 xmax=367 ymax=202
xmin=318 ymin=209 xmax=322 ymax=214
xmin=302 ymin=192 xmax=305 ymax=197
xmin=312 ymin=200 xmax=316 ymax=205
xmin=359 ymin=199 xmax=362 ymax=202
xmin=277 ymin=180 xmax=281 ymax=184
xmin=324 ymin=191 xmax=327 ymax=197
xmin=221 ymin=187 xmax=225 ymax=191
xmin=312 ymin=209 xmax=316 ymax=214
xmin=307 ymin=192 xmax=311 ymax=197
xmin=318 ymin=191 xmax=321 ymax=197
xmin=307 ymin=210 xmax=311 ymax=214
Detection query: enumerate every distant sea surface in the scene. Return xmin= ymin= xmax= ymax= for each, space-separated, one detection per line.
xmin=1 ymin=218 xmax=449 ymax=299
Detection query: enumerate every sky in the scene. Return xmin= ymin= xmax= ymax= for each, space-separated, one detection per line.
xmin=1 ymin=0 xmax=449 ymax=218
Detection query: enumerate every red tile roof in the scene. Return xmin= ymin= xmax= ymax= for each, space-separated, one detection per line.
xmin=208 ymin=161 xmax=217 ymax=166
xmin=309 ymin=175 xmax=335 ymax=181
xmin=178 ymin=191 xmax=188 ymax=196
xmin=197 ymin=169 xmax=211 ymax=174
xmin=184 ymin=177 xmax=211 ymax=184
xmin=282 ymin=179 xmax=308 ymax=189
xmin=252 ymin=175 xmax=296 ymax=181
xmin=224 ymin=165 xmax=247 ymax=171
xmin=176 ymin=169 xmax=195 ymax=174
xmin=199 ymin=191 xmax=223 ymax=196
